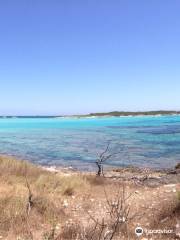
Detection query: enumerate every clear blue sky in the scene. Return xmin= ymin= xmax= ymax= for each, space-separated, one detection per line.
xmin=0 ymin=0 xmax=180 ymax=115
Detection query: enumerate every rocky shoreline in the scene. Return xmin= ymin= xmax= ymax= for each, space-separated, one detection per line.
xmin=43 ymin=163 xmax=180 ymax=188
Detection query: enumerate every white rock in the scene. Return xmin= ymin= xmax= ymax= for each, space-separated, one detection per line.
xmin=165 ymin=184 xmax=176 ymax=188
xmin=161 ymin=217 xmax=169 ymax=223
xmin=63 ymin=200 xmax=68 ymax=207
xmin=165 ymin=190 xmax=171 ymax=193
xmin=56 ymin=225 xmax=60 ymax=230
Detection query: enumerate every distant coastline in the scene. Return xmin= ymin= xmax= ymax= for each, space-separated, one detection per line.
xmin=1 ymin=110 xmax=180 ymax=118
xmin=73 ymin=110 xmax=180 ymax=118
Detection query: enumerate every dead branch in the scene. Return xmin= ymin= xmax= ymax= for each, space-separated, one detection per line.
xmin=86 ymin=184 xmax=137 ymax=240
xmin=25 ymin=177 xmax=33 ymax=215
xmin=96 ymin=143 xmax=123 ymax=177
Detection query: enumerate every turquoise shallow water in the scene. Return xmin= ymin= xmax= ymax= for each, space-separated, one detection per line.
xmin=0 ymin=115 xmax=180 ymax=170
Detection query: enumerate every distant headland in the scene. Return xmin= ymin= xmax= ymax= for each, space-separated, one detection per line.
xmin=0 ymin=110 xmax=180 ymax=118
xmin=71 ymin=110 xmax=180 ymax=118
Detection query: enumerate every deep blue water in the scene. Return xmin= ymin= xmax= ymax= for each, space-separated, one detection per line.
xmin=0 ymin=115 xmax=180 ymax=170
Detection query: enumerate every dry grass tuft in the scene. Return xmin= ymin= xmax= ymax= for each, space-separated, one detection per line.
xmin=56 ymin=223 xmax=82 ymax=240
xmin=155 ymin=196 xmax=180 ymax=224
xmin=56 ymin=223 xmax=99 ymax=240
xmin=0 ymin=194 xmax=26 ymax=233
xmin=85 ymin=175 xmax=107 ymax=185
xmin=150 ymin=193 xmax=180 ymax=239
xmin=35 ymin=174 xmax=61 ymax=193
xmin=35 ymin=173 xmax=89 ymax=196
xmin=63 ymin=187 xmax=74 ymax=196
xmin=0 ymin=155 xmax=44 ymax=179
xmin=60 ymin=175 xmax=89 ymax=195
xmin=33 ymin=195 xmax=65 ymax=223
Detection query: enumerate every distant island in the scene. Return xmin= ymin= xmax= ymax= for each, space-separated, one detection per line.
xmin=72 ymin=110 xmax=180 ymax=118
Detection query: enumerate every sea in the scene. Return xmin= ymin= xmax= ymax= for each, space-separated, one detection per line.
xmin=0 ymin=115 xmax=180 ymax=170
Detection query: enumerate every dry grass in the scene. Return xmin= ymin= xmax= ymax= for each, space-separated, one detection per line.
xmin=153 ymin=191 xmax=180 ymax=224
xmin=0 ymin=155 xmax=44 ymax=179
xmin=56 ymin=223 xmax=84 ymax=240
xmin=0 ymin=194 xmax=26 ymax=233
xmin=148 ymin=192 xmax=180 ymax=240
xmin=60 ymin=175 xmax=89 ymax=195
xmin=35 ymin=173 xmax=89 ymax=195
xmin=56 ymin=222 xmax=103 ymax=240
xmin=85 ymin=175 xmax=107 ymax=185
xmin=0 ymin=155 xmax=179 ymax=240
xmin=0 ymin=156 xmax=89 ymax=239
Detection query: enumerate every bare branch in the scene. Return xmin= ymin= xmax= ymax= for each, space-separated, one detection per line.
xmin=96 ymin=143 xmax=123 ymax=176
xmin=25 ymin=177 xmax=33 ymax=216
xmin=99 ymin=142 xmax=111 ymax=159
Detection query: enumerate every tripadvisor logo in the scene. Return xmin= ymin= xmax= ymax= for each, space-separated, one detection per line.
xmin=135 ymin=227 xmax=143 ymax=237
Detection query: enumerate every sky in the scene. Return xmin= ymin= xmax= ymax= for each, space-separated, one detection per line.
xmin=0 ymin=0 xmax=180 ymax=115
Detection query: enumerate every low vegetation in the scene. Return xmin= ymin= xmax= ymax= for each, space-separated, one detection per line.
xmin=0 ymin=155 xmax=179 ymax=239
xmin=0 ymin=156 xmax=89 ymax=239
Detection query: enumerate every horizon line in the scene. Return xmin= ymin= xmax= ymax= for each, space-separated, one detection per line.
xmin=0 ymin=110 xmax=180 ymax=117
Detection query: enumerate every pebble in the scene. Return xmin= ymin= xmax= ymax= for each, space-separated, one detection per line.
xmin=165 ymin=184 xmax=176 ymax=188
xmin=56 ymin=225 xmax=60 ymax=230
xmin=63 ymin=200 xmax=68 ymax=208
xmin=160 ymin=217 xmax=169 ymax=223
xmin=165 ymin=190 xmax=171 ymax=193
